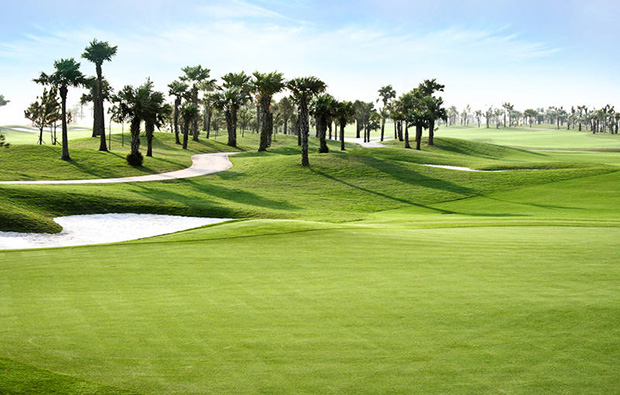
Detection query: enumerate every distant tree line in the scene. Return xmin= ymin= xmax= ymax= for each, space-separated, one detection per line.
xmin=445 ymin=103 xmax=619 ymax=134
xmin=28 ymin=39 xmax=454 ymax=167
xmin=35 ymin=40 xmax=620 ymax=168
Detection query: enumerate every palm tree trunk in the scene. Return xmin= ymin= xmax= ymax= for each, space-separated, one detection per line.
xmin=183 ymin=118 xmax=190 ymax=150
xmin=192 ymin=87 xmax=199 ymax=142
xmin=258 ymin=97 xmax=271 ymax=151
xmin=206 ymin=109 xmax=212 ymax=139
xmin=380 ymin=118 xmax=385 ymax=141
xmin=174 ymin=99 xmax=181 ymax=144
xmin=428 ymin=119 xmax=435 ymax=146
xmin=146 ymin=121 xmax=154 ymax=157
xmin=340 ymin=121 xmax=346 ymax=151
xmin=203 ymin=103 xmax=208 ymax=137
xmin=300 ymin=101 xmax=310 ymax=167
xmin=92 ymin=102 xmax=98 ymax=137
xmin=404 ymin=123 xmax=410 ymax=148
xmin=226 ymin=110 xmax=237 ymax=147
xmin=318 ymin=115 xmax=328 ymax=153
xmin=416 ymin=125 xmax=423 ymax=150
xmin=60 ymin=87 xmax=70 ymax=161
xmin=130 ymin=117 xmax=141 ymax=155
xmin=267 ymin=112 xmax=274 ymax=145
xmin=96 ymin=64 xmax=108 ymax=151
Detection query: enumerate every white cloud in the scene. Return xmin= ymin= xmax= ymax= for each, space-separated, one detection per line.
xmin=197 ymin=0 xmax=299 ymax=22
xmin=4 ymin=12 xmax=614 ymax=126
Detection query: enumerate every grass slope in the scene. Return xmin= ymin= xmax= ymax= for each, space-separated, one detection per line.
xmin=1 ymin=129 xmax=619 ymax=393
xmin=436 ymin=125 xmax=620 ymax=150
xmin=0 ymin=134 xmax=613 ymax=233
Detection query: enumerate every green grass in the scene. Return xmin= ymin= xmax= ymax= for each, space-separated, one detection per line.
xmin=0 ymin=358 xmax=140 ymax=394
xmin=1 ymin=127 xmax=619 ymax=393
xmin=434 ymin=125 xmax=620 ymax=150
xmin=0 ymin=125 xmax=95 ymax=145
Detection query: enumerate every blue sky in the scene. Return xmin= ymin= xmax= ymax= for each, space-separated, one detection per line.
xmin=1 ymin=0 xmax=619 ymax=124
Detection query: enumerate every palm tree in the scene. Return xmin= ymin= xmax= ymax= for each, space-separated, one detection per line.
xmin=180 ymin=103 xmax=199 ymax=149
xmin=112 ymin=80 xmax=155 ymax=164
xmin=286 ymin=76 xmax=327 ymax=167
xmin=409 ymin=94 xmax=432 ymax=151
xmin=494 ymin=108 xmax=503 ymax=129
xmin=523 ymin=109 xmax=537 ymax=128
xmin=82 ymin=39 xmax=117 ymax=151
xmin=199 ymin=79 xmax=217 ymax=138
xmin=35 ymin=58 xmax=86 ymax=161
xmin=311 ymin=93 xmax=337 ymax=153
xmin=168 ymin=80 xmax=189 ymax=145
xmin=416 ymin=79 xmax=445 ymax=145
xmin=180 ymin=65 xmax=212 ymax=141
xmin=502 ymin=102 xmax=514 ymax=127
xmin=448 ymin=106 xmax=458 ymax=126
xmin=253 ymin=71 xmax=285 ymax=151
xmin=333 ymin=101 xmax=354 ymax=151
xmin=377 ymin=85 xmax=396 ymax=141
xmin=577 ymin=105 xmax=587 ymax=131
xmin=143 ymin=86 xmax=171 ymax=157
xmin=222 ymin=71 xmax=252 ymax=90
xmin=211 ymin=87 xmax=251 ymax=147
xmin=424 ymin=96 xmax=447 ymax=146
xmin=475 ymin=110 xmax=482 ymax=127
xmin=278 ymin=97 xmax=295 ymax=135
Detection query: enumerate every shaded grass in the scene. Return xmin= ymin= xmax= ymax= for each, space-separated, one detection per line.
xmin=0 ymin=357 xmax=141 ymax=395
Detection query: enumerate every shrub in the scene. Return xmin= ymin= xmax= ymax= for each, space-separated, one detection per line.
xmin=126 ymin=151 xmax=143 ymax=166
xmin=0 ymin=134 xmax=9 ymax=148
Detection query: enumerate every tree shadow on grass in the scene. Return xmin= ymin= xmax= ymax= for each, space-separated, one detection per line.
xmin=309 ymin=167 xmax=455 ymax=214
xmin=351 ymin=154 xmax=478 ymax=196
xmin=129 ymin=179 xmax=298 ymax=212
xmin=310 ymin=161 xmax=526 ymax=218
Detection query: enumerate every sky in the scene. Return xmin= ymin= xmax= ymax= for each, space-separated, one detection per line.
xmin=1 ymin=0 xmax=619 ymax=124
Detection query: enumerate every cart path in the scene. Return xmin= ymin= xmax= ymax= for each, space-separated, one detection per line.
xmin=0 ymin=152 xmax=239 ymax=185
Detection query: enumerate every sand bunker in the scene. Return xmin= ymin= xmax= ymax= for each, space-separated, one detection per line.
xmin=0 ymin=213 xmax=231 ymax=250
xmin=421 ymin=164 xmax=506 ymax=172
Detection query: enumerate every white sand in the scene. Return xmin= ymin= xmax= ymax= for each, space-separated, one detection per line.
xmin=0 ymin=213 xmax=231 ymax=250
xmin=421 ymin=164 xmax=506 ymax=172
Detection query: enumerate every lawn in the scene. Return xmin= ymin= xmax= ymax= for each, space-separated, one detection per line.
xmin=0 ymin=128 xmax=619 ymax=394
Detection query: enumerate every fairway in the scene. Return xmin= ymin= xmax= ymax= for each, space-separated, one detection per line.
xmin=0 ymin=127 xmax=619 ymax=394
